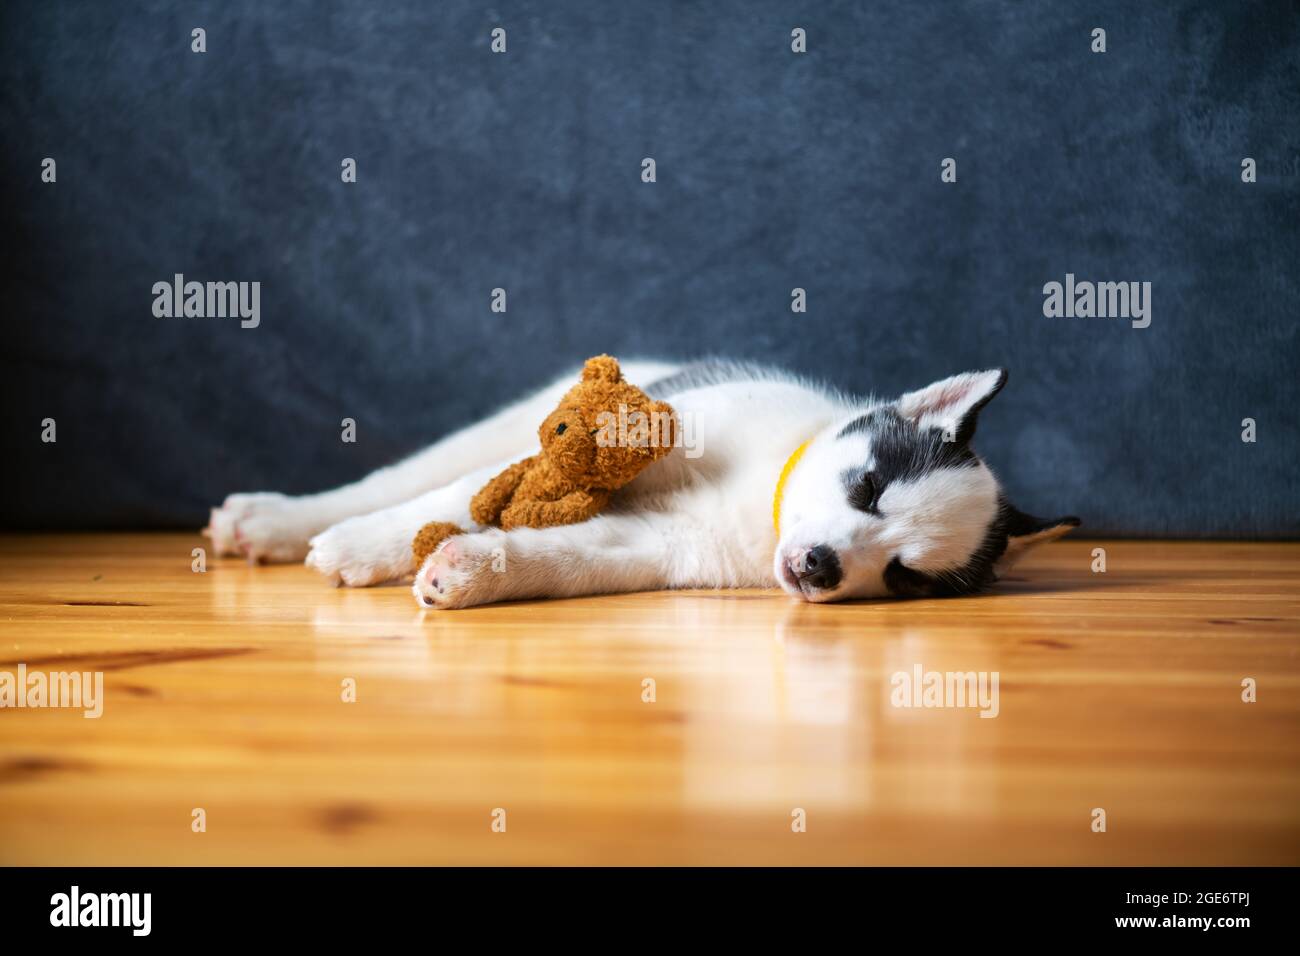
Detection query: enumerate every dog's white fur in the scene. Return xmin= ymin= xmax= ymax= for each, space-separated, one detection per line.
xmin=208 ymin=361 xmax=1070 ymax=608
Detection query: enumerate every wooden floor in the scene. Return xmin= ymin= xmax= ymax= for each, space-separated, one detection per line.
xmin=1 ymin=534 xmax=1297 ymax=866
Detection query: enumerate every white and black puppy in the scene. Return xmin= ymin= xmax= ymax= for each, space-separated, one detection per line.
xmin=207 ymin=361 xmax=1078 ymax=608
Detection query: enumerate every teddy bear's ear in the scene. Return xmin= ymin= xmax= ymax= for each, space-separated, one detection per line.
xmin=649 ymin=401 xmax=678 ymax=459
xmin=581 ymin=354 xmax=623 ymax=384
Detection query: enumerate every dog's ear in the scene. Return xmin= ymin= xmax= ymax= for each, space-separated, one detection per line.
xmin=895 ymin=369 xmax=1008 ymax=445
xmin=993 ymin=505 xmax=1081 ymax=577
xmin=581 ymin=354 xmax=623 ymax=384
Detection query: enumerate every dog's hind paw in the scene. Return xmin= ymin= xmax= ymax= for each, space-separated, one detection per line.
xmin=206 ymin=492 xmax=318 ymax=563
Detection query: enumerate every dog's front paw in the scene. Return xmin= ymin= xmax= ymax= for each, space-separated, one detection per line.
xmin=206 ymin=492 xmax=319 ymax=563
xmin=306 ymin=514 xmax=417 ymax=587
xmin=412 ymin=534 xmax=503 ymax=610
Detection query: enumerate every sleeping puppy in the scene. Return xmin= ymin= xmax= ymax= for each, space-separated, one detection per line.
xmin=207 ymin=361 xmax=1078 ymax=608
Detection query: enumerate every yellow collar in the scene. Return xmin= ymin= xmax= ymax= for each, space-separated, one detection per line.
xmin=773 ymin=439 xmax=813 ymax=537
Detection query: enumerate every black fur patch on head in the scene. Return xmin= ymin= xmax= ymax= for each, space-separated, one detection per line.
xmin=879 ymin=498 xmax=1015 ymax=598
xmin=837 ymin=406 xmax=978 ymax=516
xmin=882 ymin=557 xmax=938 ymax=597
xmin=879 ymin=498 xmax=1079 ymax=598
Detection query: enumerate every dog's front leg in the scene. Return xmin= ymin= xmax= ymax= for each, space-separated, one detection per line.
xmin=412 ymin=512 xmax=689 ymax=609
xmin=305 ymin=459 xmax=518 ymax=586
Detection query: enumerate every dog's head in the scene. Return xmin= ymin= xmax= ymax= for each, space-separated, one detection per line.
xmin=774 ymin=369 xmax=1079 ymax=602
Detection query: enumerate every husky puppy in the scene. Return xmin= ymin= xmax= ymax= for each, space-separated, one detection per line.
xmin=207 ymin=361 xmax=1078 ymax=609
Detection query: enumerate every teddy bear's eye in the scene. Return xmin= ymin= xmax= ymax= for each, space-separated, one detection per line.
xmin=555 ymin=423 xmax=567 ymax=435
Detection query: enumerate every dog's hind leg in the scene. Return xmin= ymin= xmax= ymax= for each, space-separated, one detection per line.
xmin=207 ymin=360 xmax=678 ymax=564
xmin=207 ymin=393 xmax=561 ymax=563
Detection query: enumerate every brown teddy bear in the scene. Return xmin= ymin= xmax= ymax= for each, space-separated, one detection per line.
xmin=411 ymin=355 xmax=678 ymax=565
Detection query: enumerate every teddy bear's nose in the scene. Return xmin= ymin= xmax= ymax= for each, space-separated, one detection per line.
xmin=555 ymin=423 xmax=567 ymax=435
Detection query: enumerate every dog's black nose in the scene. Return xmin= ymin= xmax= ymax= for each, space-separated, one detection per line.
xmin=798 ymin=545 xmax=842 ymax=590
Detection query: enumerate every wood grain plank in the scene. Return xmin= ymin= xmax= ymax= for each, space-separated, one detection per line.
xmin=0 ymin=534 xmax=1296 ymax=865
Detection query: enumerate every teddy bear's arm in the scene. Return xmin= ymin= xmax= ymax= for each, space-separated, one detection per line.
xmin=499 ymin=488 xmax=611 ymax=530
xmin=469 ymin=456 xmax=538 ymax=527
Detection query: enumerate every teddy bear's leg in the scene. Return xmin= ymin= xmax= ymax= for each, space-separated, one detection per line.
xmin=498 ymin=489 xmax=611 ymax=530
xmin=411 ymin=521 xmax=464 ymax=565
xmin=468 ymin=457 xmax=537 ymax=526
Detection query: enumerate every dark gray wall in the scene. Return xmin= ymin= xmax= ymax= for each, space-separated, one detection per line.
xmin=3 ymin=0 xmax=1297 ymax=535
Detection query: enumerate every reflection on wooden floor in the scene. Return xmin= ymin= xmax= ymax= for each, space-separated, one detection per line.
xmin=1 ymin=534 xmax=1297 ymax=865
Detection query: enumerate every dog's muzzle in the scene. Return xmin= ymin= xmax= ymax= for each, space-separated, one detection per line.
xmin=784 ymin=544 xmax=842 ymax=591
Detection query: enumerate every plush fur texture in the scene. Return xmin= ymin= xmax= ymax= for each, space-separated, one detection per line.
xmin=409 ymin=355 xmax=677 ymax=564
xmin=206 ymin=360 xmax=1078 ymax=608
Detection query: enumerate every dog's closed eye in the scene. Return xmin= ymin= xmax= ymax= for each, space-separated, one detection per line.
xmin=846 ymin=471 xmax=879 ymax=514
